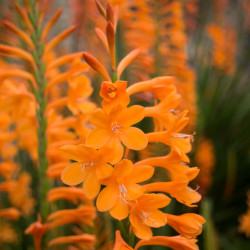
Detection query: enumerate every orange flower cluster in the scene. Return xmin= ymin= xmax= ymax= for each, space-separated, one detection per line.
xmin=109 ymin=0 xmax=197 ymax=130
xmin=110 ymin=0 xmax=156 ymax=83
xmin=207 ymin=24 xmax=236 ymax=74
xmin=239 ymin=191 xmax=250 ymax=238
xmin=0 ymin=59 xmax=35 ymax=245
xmin=156 ymin=0 xmax=197 ymax=131
xmin=61 ymin=1 xmax=205 ymax=248
xmin=0 ymin=1 xmax=96 ymax=249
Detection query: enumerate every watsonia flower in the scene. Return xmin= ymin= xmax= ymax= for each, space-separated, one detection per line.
xmin=61 ymin=1 xmax=204 ymax=247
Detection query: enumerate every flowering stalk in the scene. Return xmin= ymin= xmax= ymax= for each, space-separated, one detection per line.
xmin=27 ymin=0 xmax=49 ymax=221
xmin=61 ymin=1 xmax=205 ymax=249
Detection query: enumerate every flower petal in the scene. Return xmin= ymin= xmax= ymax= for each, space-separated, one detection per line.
xmin=130 ymin=213 xmax=152 ymax=240
xmin=113 ymin=159 xmax=133 ymax=179
xmin=83 ymin=171 xmax=100 ymax=199
xmin=95 ymin=163 xmax=113 ymax=180
xmin=61 ymin=162 xmax=85 ymax=186
xmin=86 ymin=128 xmax=110 ymax=148
xmin=120 ymin=127 xmax=148 ymax=150
xmin=107 ymin=136 xmax=124 ymax=163
xmin=98 ymin=145 xmax=118 ymax=165
xmin=139 ymin=193 xmax=171 ymax=209
xmin=90 ymin=108 xmax=109 ymax=128
xmin=60 ymin=144 xmax=96 ymax=162
xmin=129 ymin=165 xmax=154 ymax=183
xmin=119 ymin=105 xmax=145 ymax=127
xmin=143 ymin=210 xmax=167 ymax=228
xmin=125 ymin=183 xmax=144 ymax=200
xmin=110 ymin=198 xmax=129 ymax=220
xmin=96 ymin=185 xmax=118 ymax=211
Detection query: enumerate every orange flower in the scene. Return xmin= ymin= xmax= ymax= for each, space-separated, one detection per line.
xmin=87 ymin=103 xmax=148 ymax=162
xmin=144 ymin=180 xmax=201 ymax=207
xmin=67 ymin=75 xmax=96 ymax=115
xmin=126 ymin=76 xmax=175 ymax=101
xmin=0 ymin=222 xmax=17 ymax=245
xmin=114 ymin=231 xmax=133 ymax=250
xmin=61 ymin=144 xmax=115 ymax=199
xmin=9 ymin=172 xmax=35 ymax=216
xmin=47 ymin=187 xmax=91 ymax=204
xmin=47 ymin=205 xmax=96 ymax=228
xmin=100 ymin=80 xmax=129 ymax=113
xmin=48 ymin=234 xmax=95 ymax=248
xmin=96 ymin=159 xmax=154 ymax=220
xmin=0 ymin=162 xmax=17 ymax=179
xmin=147 ymin=110 xmax=192 ymax=162
xmin=166 ymin=213 xmax=205 ymax=238
xmin=0 ymin=208 xmax=20 ymax=220
xmin=134 ymin=235 xmax=199 ymax=250
xmin=25 ymin=216 xmax=49 ymax=250
xmin=129 ymin=193 xmax=170 ymax=240
xmin=135 ymin=151 xmax=199 ymax=182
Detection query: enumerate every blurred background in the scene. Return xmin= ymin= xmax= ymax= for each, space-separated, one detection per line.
xmin=0 ymin=0 xmax=250 ymax=249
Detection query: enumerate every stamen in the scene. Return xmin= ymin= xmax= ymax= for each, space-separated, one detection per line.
xmin=76 ymin=97 xmax=86 ymax=102
xmin=80 ymin=161 xmax=93 ymax=171
xmin=119 ymin=184 xmax=127 ymax=198
xmin=140 ymin=210 xmax=155 ymax=224
xmin=111 ymin=122 xmax=122 ymax=135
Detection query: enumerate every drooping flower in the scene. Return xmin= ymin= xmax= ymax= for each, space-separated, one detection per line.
xmin=134 ymin=235 xmax=199 ymax=250
xmin=166 ymin=213 xmax=206 ymax=238
xmin=48 ymin=234 xmax=96 ymax=248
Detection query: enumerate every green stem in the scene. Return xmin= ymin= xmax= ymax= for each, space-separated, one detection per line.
xmin=28 ymin=0 xmax=49 ymax=222
xmin=111 ymin=70 xmax=117 ymax=82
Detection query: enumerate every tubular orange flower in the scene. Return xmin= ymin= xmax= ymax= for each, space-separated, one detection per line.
xmin=135 ymin=151 xmax=199 ymax=182
xmin=144 ymin=181 xmax=201 ymax=207
xmin=100 ymin=80 xmax=129 ymax=112
xmin=147 ymin=110 xmax=192 ymax=162
xmin=47 ymin=205 xmax=96 ymax=229
xmin=67 ymin=75 xmax=96 ymax=115
xmin=87 ymin=103 xmax=148 ymax=162
xmin=47 ymin=187 xmax=91 ymax=204
xmin=97 ymin=159 xmax=154 ymax=220
xmin=25 ymin=216 xmax=49 ymax=250
xmin=114 ymin=231 xmax=133 ymax=250
xmin=61 ymin=144 xmax=115 ymax=199
xmin=135 ymin=235 xmax=199 ymax=250
xmin=129 ymin=193 xmax=171 ymax=240
xmin=166 ymin=213 xmax=206 ymax=238
xmin=48 ymin=234 xmax=95 ymax=248
xmin=0 ymin=208 xmax=20 ymax=220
